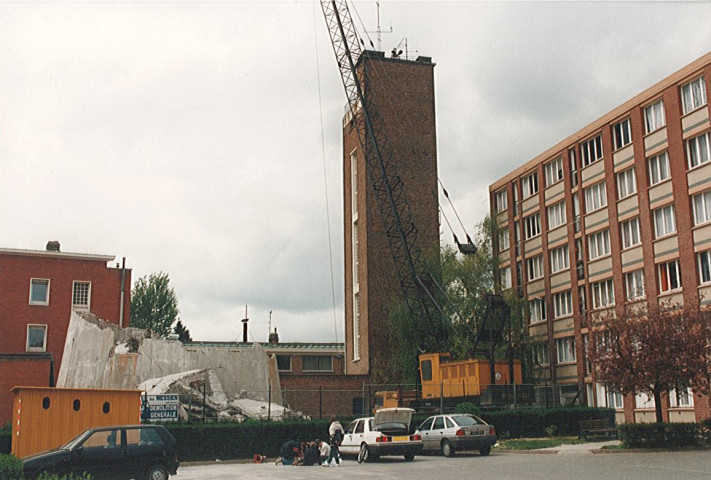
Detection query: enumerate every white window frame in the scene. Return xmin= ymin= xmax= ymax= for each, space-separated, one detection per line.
xmin=498 ymin=229 xmax=510 ymax=251
xmin=636 ymin=392 xmax=655 ymax=409
xmin=529 ymin=298 xmax=546 ymax=324
xmin=500 ymin=266 xmax=512 ymax=290
xmin=699 ymin=250 xmax=711 ymax=285
xmin=534 ymin=341 xmax=550 ymax=366
xmin=620 ymin=217 xmax=641 ymax=249
xmin=556 ymin=337 xmax=576 ymax=364
xmin=351 ymin=150 xmax=358 ymax=216
xmin=72 ymin=281 xmax=91 ymax=311
xmin=353 ymin=292 xmax=360 ymax=361
xmin=597 ymin=384 xmax=624 ymax=409
xmin=584 ymin=182 xmax=607 ymax=213
xmin=616 ymin=168 xmax=637 ymax=200
xmin=495 ymin=189 xmax=508 ymax=213
xmin=681 ymin=76 xmax=707 ymax=115
xmin=276 ymin=355 xmax=292 ymax=372
xmin=302 ymin=355 xmax=334 ymax=372
xmin=687 ymin=132 xmax=710 ymax=169
xmin=526 ymin=255 xmax=544 ymax=281
xmin=523 ymin=213 xmax=541 ymax=240
xmin=644 ymin=99 xmax=666 ymax=134
xmin=588 ymin=229 xmax=611 ymax=260
xmin=550 ymin=245 xmax=570 ymax=273
xmin=669 ymin=387 xmax=694 ymax=408
xmin=552 ymin=290 xmax=573 ymax=318
xmin=591 ymin=279 xmax=615 ymax=309
xmin=653 ymin=204 xmax=676 ymax=238
xmin=581 ymin=134 xmax=603 ymax=167
xmin=625 ymin=269 xmax=646 ymax=301
xmin=26 ymin=324 xmax=48 ymax=352
xmin=612 ymin=118 xmax=632 ymax=150
xmin=544 ymin=157 xmax=564 ymax=187
xmin=522 ymin=172 xmax=539 ymax=199
xmin=29 ymin=278 xmax=50 ymax=306
xmin=658 ymin=259 xmax=682 ymax=293
xmin=693 ymin=190 xmax=711 ymax=226
xmin=547 ymin=201 xmax=566 ymax=230
xmin=648 ymin=151 xmax=670 ymax=185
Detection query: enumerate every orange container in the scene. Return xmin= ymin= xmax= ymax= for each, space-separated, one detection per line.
xmin=11 ymin=386 xmax=142 ymax=458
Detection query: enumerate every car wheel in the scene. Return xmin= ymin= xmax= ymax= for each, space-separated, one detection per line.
xmin=145 ymin=464 xmax=169 ymax=480
xmin=404 ymin=453 xmax=415 ymax=461
xmin=357 ymin=443 xmax=370 ymax=463
xmin=479 ymin=445 xmax=491 ymax=456
xmin=441 ymin=440 xmax=455 ymax=457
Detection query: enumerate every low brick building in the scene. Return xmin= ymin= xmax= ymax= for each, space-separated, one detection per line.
xmin=0 ymin=242 xmax=131 ymax=425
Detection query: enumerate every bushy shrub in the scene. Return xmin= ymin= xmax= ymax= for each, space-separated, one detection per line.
xmin=0 ymin=453 xmax=23 ymax=480
xmin=483 ymin=407 xmax=614 ymax=438
xmin=0 ymin=426 xmax=11 ymax=455
xmin=454 ymin=402 xmax=481 ymax=416
xmin=618 ymin=422 xmax=701 ymax=449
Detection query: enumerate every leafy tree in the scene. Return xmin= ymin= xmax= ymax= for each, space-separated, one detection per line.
xmin=173 ymin=319 xmax=193 ymax=343
xmin=589 ymin=303 xmax=711 ymax=423
xmin=130 ymin=272 xmax=179 ymax=337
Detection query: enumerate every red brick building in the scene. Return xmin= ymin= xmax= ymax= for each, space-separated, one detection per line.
xmin=343 ymin=51 xmax=440 ymax=377
xmin=0 ymin=242 xmax=131 ymax=425
xmin=490 ymin=52 xmax=711 ymax=423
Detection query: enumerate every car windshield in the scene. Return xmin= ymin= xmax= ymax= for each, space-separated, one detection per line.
xmin=451 ymin=415 xmax=484 ymax=426
xmin=60 ymin=430 xmax=93 ymax=450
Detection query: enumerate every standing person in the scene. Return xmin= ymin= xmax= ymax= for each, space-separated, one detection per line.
xmin=324 ymin=415 xmax=344 ymax=466
xmin=317 ymin=438 xmax=330 ymax=465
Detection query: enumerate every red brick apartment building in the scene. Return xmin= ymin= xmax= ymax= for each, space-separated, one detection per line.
xmin=490 ymin=52 xmax=711 ymax=424
xmin=0 ymin=242 xmax=131 ymax=425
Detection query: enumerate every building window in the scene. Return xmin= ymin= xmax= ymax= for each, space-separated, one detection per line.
xmin=552 ymin=290 xmax=573 ymax=318
xmin=547 ymin=201 xmax=566 ymax=230
xmin=302 ymin=355 xmax=333 ymax=372
xmin=498 ymin=229 xmax=510 ymax=251
xmin=523 ymin=213 xmax=541 ymax=239
xmin=530 ymin=298 xmax=546 ymax=324
xmin=533 ymin=341 xmax=549 ymax=366
xmin=495 ymin=189 xmax=508 ymax=212
xmin=353 ymin=222 xmax=359 ymax=288
xmin=544 ymin=157 xmax=564 ymax=187
xmin=693 ymin=190 xmax=711 ymax=226
xmin=72 ymin=281 xmax=91 ymax=311
xmin=620 ymin=217 xmax=641 ymax=249
xmin=29 ymin=278 xmax=50 ymax=306
xmin=681 ymin=76 xmax=707 ymax=115
xmin=500 ymin=266 xmax=512 ymax=290
xmin=526 ymin=255 xmax=544 ymax=281
xmin=522 ymin=172 xmax=539 ymax=199
xmin=658 ymin=259 xmax=682 ymax=293
xmin=644 ymin=99 xmax=666 ymax=134
xmin=616 ymin=168 xmax=637 ymax=199
xmin=591 ymin=279 xmax=615 ymax=309
xmin=648 ymin=151 xmax=670 ymax=185
xmin=625 ymin=269 xmax=646 ymax=301
xmin=653 ymin=205 xmax=676 ymax=238
xmin=26 ymin=324 xmax=47 ymax=352
xmin=584 ymin=182 xmax=607 ymax=213
xmin=687 ymin=132 xmax=710 ymax=169
xmin=612 ymin=118 xmax=632 ymax=150
xmin=570 ymin=148 xmax=579 ymax=187
xmin=581 ymin=134 xmax=603 ymax=167
xmin=550 ymin=245 xmax=570 ymax=273
xmin=588 ymin=229 xmax=611 ymax=260
xmin=699 ymin=250 xmax=711 ymax=284
xmin=353 ymin=293 xmax=360 ymax=361
xmin=351 ymin=150 xmax=358 ymax=215
xmin=513 ymin=182 xmax=519 ymax=215
xmin=276 ymin=355 xmax=292 ymax=371
xmin=669 ymin=387 xmax=694 ymax=408
xmin=556 ymin=337 xmax=576 ymax=364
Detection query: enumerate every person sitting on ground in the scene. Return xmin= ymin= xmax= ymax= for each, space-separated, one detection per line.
xmin=276 ymin=440 xmax=301 ymax=465
xmin=317 ymin=438 xmax=330 ymax=465
xmin=301 ymin=441 xmax=321 ymax=466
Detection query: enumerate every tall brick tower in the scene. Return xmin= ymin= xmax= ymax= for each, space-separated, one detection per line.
xmin=343 ymin=51 xmax=440 ymax=377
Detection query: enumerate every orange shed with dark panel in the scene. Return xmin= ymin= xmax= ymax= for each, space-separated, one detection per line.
xmin=11 ymin=386 xmax=142 ymax=458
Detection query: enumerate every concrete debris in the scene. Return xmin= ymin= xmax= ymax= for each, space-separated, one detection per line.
xmin=57 ymin=311 xmax=293 ymax=420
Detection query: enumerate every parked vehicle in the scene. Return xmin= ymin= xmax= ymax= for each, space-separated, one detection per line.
xmin=23 ymin=424 xmax=179 ymax=480
xmin=416 ymin=413 xmax=496 ymax=457
xmin=340 ymin=408 xmax=422 ymax=463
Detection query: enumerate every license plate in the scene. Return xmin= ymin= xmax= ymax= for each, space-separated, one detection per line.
xmin=393 ymin=436 xmax=409 ymax=442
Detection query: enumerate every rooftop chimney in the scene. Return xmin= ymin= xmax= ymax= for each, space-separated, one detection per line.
xmin=268 ymin=328 xmax=279 ymax=345
xmin=46 ymin=241 xmax=60 ymax=252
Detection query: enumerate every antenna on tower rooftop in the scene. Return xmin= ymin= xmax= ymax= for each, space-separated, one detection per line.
xmin=365 ymin=1 xmax=392 ymax=51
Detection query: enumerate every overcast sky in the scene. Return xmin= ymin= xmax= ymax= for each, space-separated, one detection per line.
xmin=2 ymin=1 xmax=710 ymax=344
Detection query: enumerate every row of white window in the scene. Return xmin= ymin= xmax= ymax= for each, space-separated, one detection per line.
xmin=29 ymin=278 xmax=91 ymax=310
xmin=495 ymin=125 xmax=710 ymax=214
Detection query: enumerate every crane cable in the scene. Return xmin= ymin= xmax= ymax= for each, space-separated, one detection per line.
xmin=438 ymin=177 xmax=475 ymax=247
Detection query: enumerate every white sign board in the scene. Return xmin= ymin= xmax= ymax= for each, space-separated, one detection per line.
xmin=141 ymin=394 xmax=179 ymax=422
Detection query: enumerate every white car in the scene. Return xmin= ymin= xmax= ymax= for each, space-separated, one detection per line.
xmin=340 ymin=408 xmax=423 ymax=463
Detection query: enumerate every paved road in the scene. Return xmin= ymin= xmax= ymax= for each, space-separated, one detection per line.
xmin=175 ymin=450 xmax=711 ymax=479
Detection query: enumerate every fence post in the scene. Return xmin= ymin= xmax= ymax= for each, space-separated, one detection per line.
xmin=440 ymin=381 xmax=444 ymax=414
xmin=513 ymin=383 xmax=517 ymax=409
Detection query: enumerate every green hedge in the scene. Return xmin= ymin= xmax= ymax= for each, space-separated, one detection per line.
xmin=0 ymin=428 xmax=11 ymax=455
xmin=0 ymin=453 xmax=23 ymax=480
xmin=618 ymin=422 xmax=705 ymax=449
xmin=481 ymin=407 xmax=615 ymax=438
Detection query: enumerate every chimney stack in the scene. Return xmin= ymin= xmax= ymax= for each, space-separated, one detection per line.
xmin=46 ymin=241 xmax=60 ymax=252
xmin=268 ymin=328 xmax=279 ymax=345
